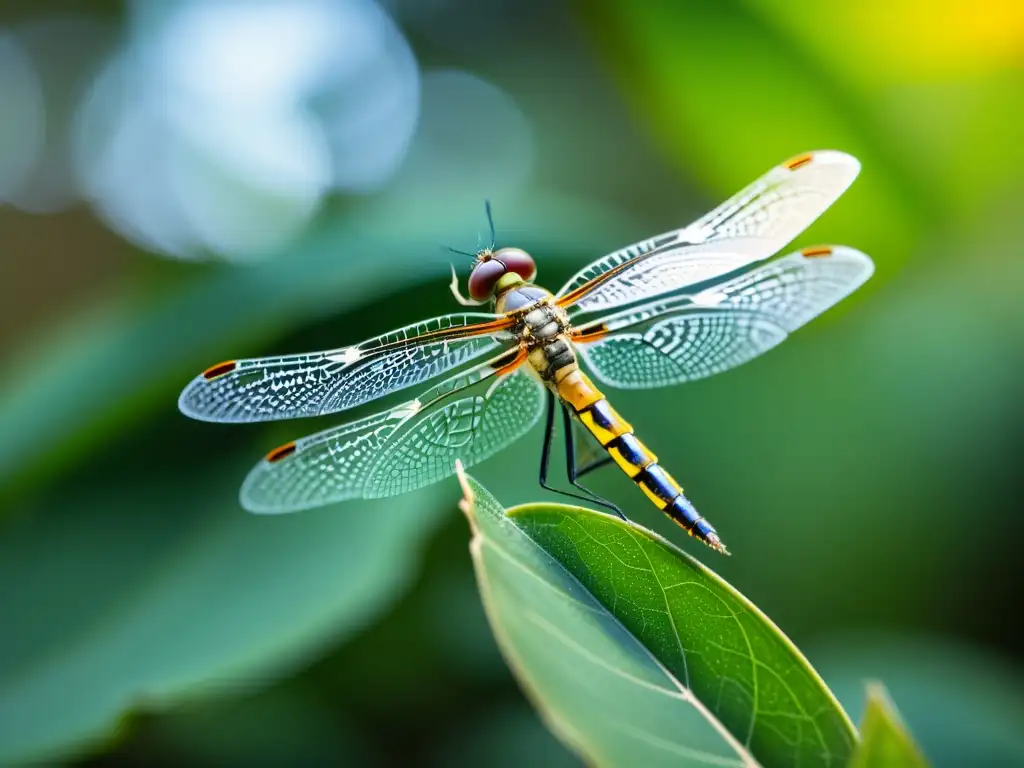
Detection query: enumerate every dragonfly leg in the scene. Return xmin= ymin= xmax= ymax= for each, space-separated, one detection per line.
xmin=561 ymin=404 xmax=626 ymax=520
xmin=538 ymin=390 xmax=557 ymax=489
xmin=537 ymin=391 xmax=623 ymax=516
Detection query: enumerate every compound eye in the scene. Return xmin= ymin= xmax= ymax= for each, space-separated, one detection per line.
xmin=494 ymin=248 xmax=536 ymax=282
xmin=468 ymin=258 xmax=506 ymax=301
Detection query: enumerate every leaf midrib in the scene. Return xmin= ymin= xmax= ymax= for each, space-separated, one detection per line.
xmin=471 ymin=509 xmax=760 ymax=767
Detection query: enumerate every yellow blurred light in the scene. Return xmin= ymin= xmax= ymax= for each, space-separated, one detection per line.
xmin=841 ymin=0 xmax=1024 ymax=78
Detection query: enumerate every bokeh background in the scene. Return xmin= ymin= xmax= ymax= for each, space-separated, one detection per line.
xmin=1 ymin=1 xmax=1022 ymax=765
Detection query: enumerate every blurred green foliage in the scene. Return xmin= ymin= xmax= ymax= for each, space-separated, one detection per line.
xmin=0 ymin=0 xmax=1021 ymax=765
xmin=815 ymin=635 xmax=1024 ymax=767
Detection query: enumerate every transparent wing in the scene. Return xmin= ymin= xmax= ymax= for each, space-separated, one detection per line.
xmin=556 ymin=150 xmax=860 ymax=313
xmin=580 ymin=311 xmax=788 ymax=389
xmin=570 ymin=417 xmax=607 ymax=469
xmin=179 ymin=313 xmax=515 ymax=424
xmin=240 ymin=351 xmax=544 ymax=513
xmin=576 ymin=246 xmax=873 ymax=389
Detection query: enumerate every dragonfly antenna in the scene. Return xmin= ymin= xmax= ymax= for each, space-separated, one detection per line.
xmin=445 ymin=245 xmax=478 ymax=259
xmin=485 ymin=199 xmax=496 ymax=249
xmin=443 ymin=201 xmax=496 ymax=259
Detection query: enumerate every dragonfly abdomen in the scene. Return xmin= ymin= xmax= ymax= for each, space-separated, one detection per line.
xmin=556 ymin=368 xmax=727 ymax=553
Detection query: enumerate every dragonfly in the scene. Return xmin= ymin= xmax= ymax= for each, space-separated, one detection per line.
xmin=179 ymin=150 xmax=873 ymax=555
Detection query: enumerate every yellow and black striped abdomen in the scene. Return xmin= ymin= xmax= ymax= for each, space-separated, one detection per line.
xmin=556 ymin=369 xmax=727 ymax=553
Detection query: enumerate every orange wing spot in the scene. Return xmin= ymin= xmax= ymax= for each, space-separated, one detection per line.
xmin=801 ymin=246 xmax=833 ymax=258
xmin=202 ymin=360 xmax=237 ymax=380
xmin=784 ymin=152 xmax=814 ymax=171
xmin=266 ymin=441 xmax=297 ymax=463
xmin=572 ymin=324 xmax=609 ymax=344
xmin=492 ymin=346 xmax=528 ymax=377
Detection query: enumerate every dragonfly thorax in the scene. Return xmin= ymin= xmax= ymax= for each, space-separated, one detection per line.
xmin=497 ymin=284 xmax=549 ymax=313
xmin=506 ymin=295 xmax=576 ymax=382
xmin=520 ymin=301 xmax=569 ymax=342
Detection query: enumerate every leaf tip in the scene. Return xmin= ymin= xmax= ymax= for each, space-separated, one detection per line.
xmin=853 ymin=680 xmax=930 ymax=768
xmin=862 ymin=679 xmax=902 ymax=720
xmin=864 ymin=679 xmax=889 ymax=701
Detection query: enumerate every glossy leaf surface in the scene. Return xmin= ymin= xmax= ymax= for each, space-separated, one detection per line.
xmin=462 ymin=474 xmax=856 ymax=767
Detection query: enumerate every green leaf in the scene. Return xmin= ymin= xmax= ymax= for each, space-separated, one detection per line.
xmin=849 ymin=683 xmax=930 ymax=768
xmin=460 ymin=472 xmax=857 ymax=767
xmin=0 ymin=455 xmax=450 ymax=765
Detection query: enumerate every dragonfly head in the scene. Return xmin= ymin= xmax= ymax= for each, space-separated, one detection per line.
xmin=467 ymin=247 xmax=537 ymax=301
